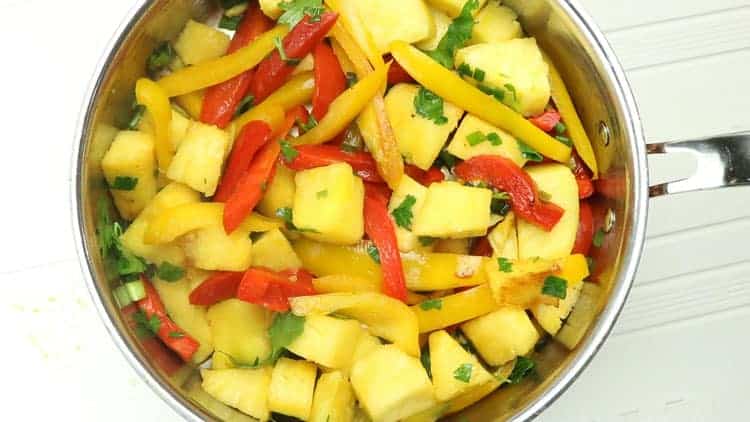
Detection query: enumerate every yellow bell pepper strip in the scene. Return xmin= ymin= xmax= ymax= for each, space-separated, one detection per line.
xmin=325 ymin=2 xmax=384 ymax=69
xmin=135 ymin=78 xmax=173 ymax=172
xmin=411 ymin=284 xmax=497 ymax=333
xmin=144 ymin=202 xmax=281 ymax=244
xmin=390 ymin=41 xmax=572 ymax=163
xmin=312 ymin=274 xmax=427 ymax=305
xmin=174 ymin=90 xmax=204 ymax=120
xmin=157 ymin=25 xmax=288 ymax=98
xmin=544 ymin=53 xmax=599 ymax=178
xmin=230 ymin=71 xmax=314 ymax=133
xmin=330 ymin=28 xmax=372 ymax=77
xmin=292 ymin=63 xmax=389 ymax=146
xmin=290 ymin=292 xmax=420 ymax=357
xmin=293 ymin=238 xmax=489 ymax=291
xmin=487 ymin=254 xmax=589 ymax=308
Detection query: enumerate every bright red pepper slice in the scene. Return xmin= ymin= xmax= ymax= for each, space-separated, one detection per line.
xmin=312 ymin=41 xmax=346 ymax=120
xmin=249 ymin=13 xmax=338 ymax=103
xmin=455 ymin=155 xmax=564 ymax=231
xmin=528 ymin=109 xmax=561 ymax=133
xmin=387 ymin=59 xmax=415 ymax=85
xmin=572 ymin=200 xmax=594 ymax=255
xmin=188 ymin=271 xmax=244 ymax=306
xmin=405 ymin=164 xmax=445 ymax=186
xmin=200 ymin=5 xmax=274 ymax=128
xmin=236 ymin=268 xmax=316 ymax=311
xmin=571 ymin=151 xmax=595 ymax=199
xmin=363 ymin=185 xmax=408 ymax=302
xmin=285 ymin=144 xmax=384 ymax=183
xmin=214 ymin=120 xmax=273 ymax=202
xmin=470 ymin=236 xmax=493 ymax=257
xmin=137 ymin=278 xmax=200 ymax=362
xmin=121 ymin=304 xmax=184 ymax=375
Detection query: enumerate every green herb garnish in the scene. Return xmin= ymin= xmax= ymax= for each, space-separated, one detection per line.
xmin=133 ymin=310 xmax=161 ymax=338
xmin=497 ymin=257 xmax=513 ymax=273
xmin=273 ymin=36 xmax=301 ymax=65
xmin=592 ymin=228 xmax=605 ymax=248
xmin=418 ymin=236 xmax=435 ymax=246
xmin=168 ymin=331 xmax=185 ymax=338
xmin=275 ymin=207 xmax=318 ymax=233
xmin=97 ymin=199 xmax=147 ymax=277
xmin=466 ymin=131 xmax=485 ymax=146
xmin=267 ymin=312 xmax=306 ymax=364
xmin=490 ymin=197 xmax=511 ymax=216
xmin=518 ymin=140 xmax=543 ymax=162
xmin=542 ymin=276 xmax=567 ymax=299
xmin=110 ymin=176 xmax=138 ymax=191
xmin=436 ymin=149 xmax=459 ymax=168
xmin=473 ymin=68 xmax=485 ymax=82
xmin=147 ymin=42 xmax=175 ymax=74
xmin=457 ymin=63 xmax=472 ymax=77
xmin=487 ymin=132 xmax=502 ymax=145
xmin=278 ymin=0 xmax=324 ymax=27
xmin=367 ymin=243 xmax=381 ymax=264
xmin=419 ymin=299 xmax=443 ymax=311
xmin=425 ymin=0 xmax=479 ymax=68
xmin=554 ymin=121 xmax=567 ymax=135
xmin=391 ymin=195 xmax=417 ymax=229
xmin=157 ymin=262 xmax=185 ymax=282
xmin=345 ymin=72 xmax=358 ymax=88
xmin=234 ymin=94 xmax=255 ymax=117
xmin=453 ymin=363 xmax=473 ymax=383
xmin=127 ymin=104 xmax=145 ymax=130
xmin=219 ymin=14 xmax=242 ymax=30
xmin=420 ymin=346 xmax=432 ymax=377
xmin=280 ymin=140 xmax=299 ymax=162
xmin=555 ymin=135 xmax=573 ymax=147
xmin=298 ymin=115 xmax=318 ymax=132
xmin=507 ymin=356 xmax=535 ymax=384
xmin=414 ymin=87 xmax=449 ymax=125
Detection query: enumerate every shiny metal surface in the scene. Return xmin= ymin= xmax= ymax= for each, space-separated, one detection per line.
xmin=648 ymin=132 xmax=750 ymax=197
xmin=72 ymin=0 xmax=650 ymax=420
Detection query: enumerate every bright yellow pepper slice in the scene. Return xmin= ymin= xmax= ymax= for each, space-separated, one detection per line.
xmin=312 ymin=274 xmax=427 ymax=305
xmin=544 ymin=53 xmax=599 ymax=177
xmin=135 ymin=78 xmax=173 ymax=172
xmin=226 ymin=104 xmax=285 ymax=148
xmin=411 ymin=284 xmax=497 ymax=333
xmin=290 ymin=292 xmax=420 ymax=357
xmin=292 ymin=63 xmax=389 ymax=146
xmin=174 ymin=90 xmax=204 ymax=120
xmin=230 ymin=71 xmax=315 ymax=133
xmin=158 ymin=25 xmax=288 ymax=97
xmin=293 ymin=238 xmax=489 ymax=291
xmin=390 ymin=41 xmax=572 ymax=163
xmin=144 ymin=202 xmax=282 ymax=244
xmin=325 ymin=2 xmax=384 ymax=70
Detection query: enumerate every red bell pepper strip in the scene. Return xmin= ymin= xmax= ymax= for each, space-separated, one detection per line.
xmin=312 ymin=41 xmax=346 ymax=120
xmin=249 ymin=13 xmax=338 ymax=103
xmin=572 ymin=151 xmax=595 ymax=199
xmin=363 ymin=185 xmax=408 ymax=302
xmin=285 ymin=104 xmax=311 ymax=133
xmin=121 ymin=304 xmax=184 ymax=375
xmin=470 ymin=236 xmax=493 ymax=257
xmin=214 ymin=120 xmax=273 ymax=202
xmin=200 ymin=5 xmax=274 ymax=128
xmin=572 ymin=200 xmax=594 ymax=255
xmin=285 ymin=144 xmax=384 ymax=183
xmin=364 ymin=182 xmax=392 ymax=203
xmin=455 ymin=155 xmax=564 ymax=231
xmin=576 ymin=177 xmax=595 ymax=199
xmin=189 ymin=271 xmax=244 ymax=306
xmin=387 ymin=59 xmax=414 ymax=85
xmin=236 ymin=268 xmax=316 ymax=311
xmin=137 ymin=278 xmax=200 ymax=362
xmin=528 ymin=109 xmax=561 ymax=133
xmin=405 ymin=164 xmax=444 ymax=186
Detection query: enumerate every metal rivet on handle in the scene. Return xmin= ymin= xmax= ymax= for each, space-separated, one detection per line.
xmin=598 ymin=121 xmax=611 ymax=146
xmin=603 ymin=208 xmax=616 ymax=233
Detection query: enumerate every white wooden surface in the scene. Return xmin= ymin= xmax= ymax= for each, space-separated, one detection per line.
xmin=1 ymin=0 xmax=749 ymax=420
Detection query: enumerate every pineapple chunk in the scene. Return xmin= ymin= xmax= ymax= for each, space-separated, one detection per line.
xmin=183 ymin=225 xmax=253 ymax=271
xmin=412 ymin=181 xmax=492 ymax=238
xmin=353 ymin=0 xmax=434 ymax=53
xmin=532 ymin=280 xmax=583 ymax=335
xmin=268 ymin=357 xmax=317 ymax=420
xmin=445 ymin=114 xmax=526 ymax=166
xmin=517 ymin=164 xmax=579 ymax=260
xmin=201 ymin=367 xmax=272 ymax=421
xmin=174 ymin=20 xmax=230 ymax=65
xmin=428 ymin=330 xmax=494 ymax=401
xmin=556 ymin=282 xmax=602 ymax=349
xmin=169 ymin=108 xmax=192 ymax=149
xmin=251 ymin=228 xmax=301 ymax=271
xmin=388 ymin=175 xmax=429 ymax=252
xmin=259 ymin=0 xmax=283 ymax=18
xmin=206 ymin=299 xmax=270 ymax=369
xmin=416 ymin=8 xmax=451 ymax=51
xmin=101 ymin=130 xmax=157 ymax=220
xmin=351 ymin=345 xmax=436 ymax=422
xmin=385 ymin=84 xmax=463 ymax=170
xmin=349 ymin=330 xmax=382 ymax=369
xmin=425 ymin=0 xmax=487 ymax=17
xmin=287 ymin=315 xmax=362 ymax=369
xmin=488 ymin=212 xmax=518 ymax=259
xmin=166 ymin=122 xmax=229 ymax=196
xmin=470 ymin=3 xmax=522 ymax=44
xmin=257 ymin=163 xmax=296 ymax=218
xmin=120 ymin=183 xmax=200 ymax=266
xmin=293 ymin=163 xmax=365 ymax=245
xmin=455 ymin=39 xmax=550 ymax=116
xmin=461 ymin=306 xmax=539 ymax=365
xmin=153 ymin=270 xmax=213 ymax=363
xmin=310 ymin=371 xmax=356 ymax=422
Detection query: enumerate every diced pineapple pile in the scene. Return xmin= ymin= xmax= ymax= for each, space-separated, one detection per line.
xmin=97 ymin=0 xmax=605 ymax=420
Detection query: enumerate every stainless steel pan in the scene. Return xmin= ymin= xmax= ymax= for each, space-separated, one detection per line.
xmin=71 ymin=0 xmax=750 ymax=420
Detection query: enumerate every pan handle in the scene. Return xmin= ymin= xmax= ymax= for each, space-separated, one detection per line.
xmin=647 ymin=132 xmax=750 ymax=197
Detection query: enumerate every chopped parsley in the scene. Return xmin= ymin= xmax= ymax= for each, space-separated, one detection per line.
xmin=554 ymin=121 xmax=567 ymax=135
xmin=274 ymin=207 xmax=318 ymax=233
xmin=486 ymin=132 xmax=502 ymax=146
xmin=497 ymin=257 xmax=513 ymax=273
xmin=391 ymin=195 xmax=417 ymax=229
xmin=453 ymin=363 xmax=473 ymax=383
xmin=518 ymin=140 xmax=543 ymax=162
xmin=436 ymin=149 xmax=459 ymax=168
xmin=147 ymin=42 xmax=175 ymax=75
xmin=273 ymin=36 xmax=300 ymax=65
xmin=466 ymin=131 xmax=485 ymax=146
xmin=168 ymin=331 xmax=185 ymax=338
xmin=504 ymin=83 xmax=518 ymax=103
xmin=418 ymin=236 xmax=436 ymax=246
xmin=345 ymin=72 xmax=358 ymax=88
xmin=542 ymin=276 xmax=567 ymax=299
xmin=97 ymin=198 xmax=147 ymax=277
xmin=133 ymin=310 xmax=161 ymax=338
xmin=419 ymin=299 xmax=443 ymax=311
xmin=592 ymin=228 xmax=606 ymax=248
xmin=457 ymin=63 xmax=472 ymax=77
xmin=219 ymin=14 xmax=242 ymax=30
xmin=278 ymin=0 xmax=324 ymax=27
xmin=555 ymin=135 xmax=573 ymax=147
xmin=110 ymin=176 xmax=138 ymax=191
xmin=425 ymin=0 xmax=479 ymax=68
xmin=280 ymin=140 xmax=299 ymax=162
xmin=267 ymin=312 xmax=306 ymax=364
xmin=491 ymin=194 xmax=511 ymax=216
xmin=157 ymin=262 xmax=185 ymax=282
xmin=234 ymin=94 xmax=255 ymax=117
xmin=366 ymin=243 xmax=381 ymax=264
xmin=507 ymin=356 xmax=535 ymax=384
xmin=414 ymin=87 xmax=449 ymax=125
xmin=298 ymin=114 xmax=318 ymax=132
xmin=316 ymin=189 xmax=328 ymax=199
xmin=126 ymin=104 xmax=145 ymax=130
xmin=420 ymin=346 xmax=432 ymax=377
xmin=473 ymin=68 xmax=486 ymax=82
